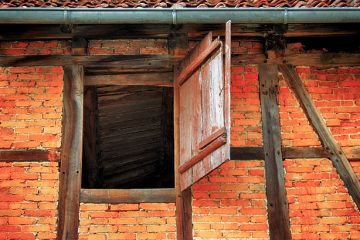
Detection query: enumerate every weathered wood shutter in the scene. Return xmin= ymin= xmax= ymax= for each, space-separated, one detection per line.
xmin=177 ymin=22 xmax=231 ymax=191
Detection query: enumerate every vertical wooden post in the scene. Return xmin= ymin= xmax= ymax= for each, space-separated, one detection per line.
xmin=170 ymin=32 xmax=193 ymax=240
xmin=174 ymin=82 xmax=193 ymax=240
xmin=58 ymin=65 xmax=84 ymax=240
xmin=279 ymin=64 xmax=360 ymax=210
xmin=259 ymin=64 xmax=292 ymax=240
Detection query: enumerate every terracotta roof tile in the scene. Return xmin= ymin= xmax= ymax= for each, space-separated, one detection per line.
xmin=0 ymin=0 xmax=359 ymax=8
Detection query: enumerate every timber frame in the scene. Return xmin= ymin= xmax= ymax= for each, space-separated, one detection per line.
xmin=0 ymin=22 xmax=359 ymax=240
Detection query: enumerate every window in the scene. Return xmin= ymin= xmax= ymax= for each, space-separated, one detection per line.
xmin=82 ymin=85 xmax=174 ymax=189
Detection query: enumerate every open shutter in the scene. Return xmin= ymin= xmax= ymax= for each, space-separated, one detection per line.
xmin=177 ymin=22 xmax=231 ymax=191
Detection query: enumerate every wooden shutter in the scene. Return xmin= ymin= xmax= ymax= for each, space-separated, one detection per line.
xmin=176 ymin=22 xmax=231 ymax=191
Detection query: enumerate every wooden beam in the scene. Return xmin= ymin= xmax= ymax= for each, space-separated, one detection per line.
xmin=259 ymin=64 xmax=292 ymax=240
xmin=232 ymin=53 xmax=360 ymax=66
xmin=71 ymin=36 xmax=88 ymax=56
xmin=279 ymin=64 xmax=360 ymax=211
xmin=199 ymin=127 xmax=226 ymax=150
xmin=172 ymin=32 xmax=193 ymax=240
xmin=174 ymin=78 xmax=193 ymax=240
xmin=179 ymin=136 xmax=226 ymax=174
xmin=230 ymin=147 xmax=265 ymax=160
xmin=85 ymin=67 xmax=173 ymax=75
xmin=0 ymin=52 xmax=358 ymax=68
xmin=0 ymin=150 xmax=58 ymax=162
xmin=80 ymin=188 xmax=175 ymax=203
xmin=0 ymin=55 xmax=176 ymax=68
xmin=58 ymin=65 xmax=84 ymax=240
xmin=85 ymin=72 xmax=173 ymax=87
xmin=0 ymin=24 xmax=358 ymax=41
xmin=230 ymin=147 xmax=360 ymax=161
xmin=282 ymin=146 xmax=329 ymax=159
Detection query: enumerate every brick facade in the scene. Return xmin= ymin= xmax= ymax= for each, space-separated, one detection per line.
xmin=0 ymin=39 xmax=359 ymax=240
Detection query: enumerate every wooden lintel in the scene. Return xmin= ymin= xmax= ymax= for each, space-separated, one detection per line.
xmin=279 ymin=64 xmax=360 ymax=211
xmin=85 ymin=72 xmax=173 ymax=87
xmin=0 ymin=55 xmax=176 ymax=68
xmin=58 ymin=65 xmax=84 ymax=240
xmin=232 ymin=53 xmax=360 ymax=66
xmin=259 ymin=64 xmax=292 ymax=240
xmin=0 ymin=150 xmax=58 ymax=162
xmin=80 ymin=188 xmax=175 ymax=203
xmin=0 ymin=52 xmax=358 ymax=68
xmin=85 ymin=67 xmax=173 ymax=75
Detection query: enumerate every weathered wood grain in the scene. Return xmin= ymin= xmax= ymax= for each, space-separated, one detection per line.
xmin=178 ymin=31 xmax=230 ymax=191
xmin=232 ymin=53 xmax=360 ymax=66
xmin=85 ymin=72 xmax=173 ymax=87
xmin=259 ymin=64 xmax=292 ymax=240
xmin=0 ymin=55 xmax=175 ymax=68
xmin=230 ymin=146 xmax=360 ymax=160
xmin=172 ymin=32 xmax=193 ymax=240
xmin=177 ymin=38 xmax=221 ymax=86
xmin=198 ymin=127 xmax=226 ymax=150
xmin=224 ymin=21 xmax=232 ymax=164
xmin=0 ymin=150 xmax=58 ymax=162
xmin=179 ymin=136 xmax=226 ymax=174
xmin=58 ymin=65 xmax=84 ymax=240
xmin=279 ymin=64 xmax=360 ymax=211
xmin=175 ymin=76 xmax=193 ymax=240
xmin=80 ymin=188 xmax=175 ymax=203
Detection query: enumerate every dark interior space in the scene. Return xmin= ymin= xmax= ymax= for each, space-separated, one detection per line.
xmin=82 ymin=85 xmax=174 ymax=189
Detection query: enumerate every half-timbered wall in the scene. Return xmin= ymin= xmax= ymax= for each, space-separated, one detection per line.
xmin=0 ymin=38 xmax=359 ymax=240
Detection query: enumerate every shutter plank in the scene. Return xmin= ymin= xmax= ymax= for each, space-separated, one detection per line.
xmin=178 ymin=23 xmax=231 ymax=191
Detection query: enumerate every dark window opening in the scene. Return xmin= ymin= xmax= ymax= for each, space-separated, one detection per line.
xmin=82 ymin=85 xmax=174 ymax=189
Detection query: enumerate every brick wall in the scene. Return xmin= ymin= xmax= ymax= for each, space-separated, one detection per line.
xmin=0 ymin=162 xmax=59 ymax=240
xmin=0 ymin=39 xmax=359 ymax=240
xmin=0 ymin=63 xmax=63 ymax=240
xmin=79 ymin=203 xmax=176 ymax=240
xmin=192 ymin=160 xmax=268 ymax=239
xmin=0 ymin=67 xmax=63 ymax=150
xmin=285 ymin=159 xmax=360 ymax=239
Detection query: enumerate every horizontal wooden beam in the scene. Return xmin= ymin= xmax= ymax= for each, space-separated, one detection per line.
xmin=0 ymin=24 xmax=358 ymax=40
xmin=85 ymin=72 xmax=173 ymax=87
xmin=80 ymin=188 xmax=175 ymax=203
xmin=0 ymin=52 xmax=359 ymax=68
xmin=230 ymin=147 xmax=360 ymax=161
xmin=0 ymin=150 xmax=58 ymax=162
xmin=85 ymin=67 xmax=173 ymax=75
xmin=0 ymin=55 xmax=176 ymax=68
xmin=232 ymin=53 xmax=360 ymax=66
